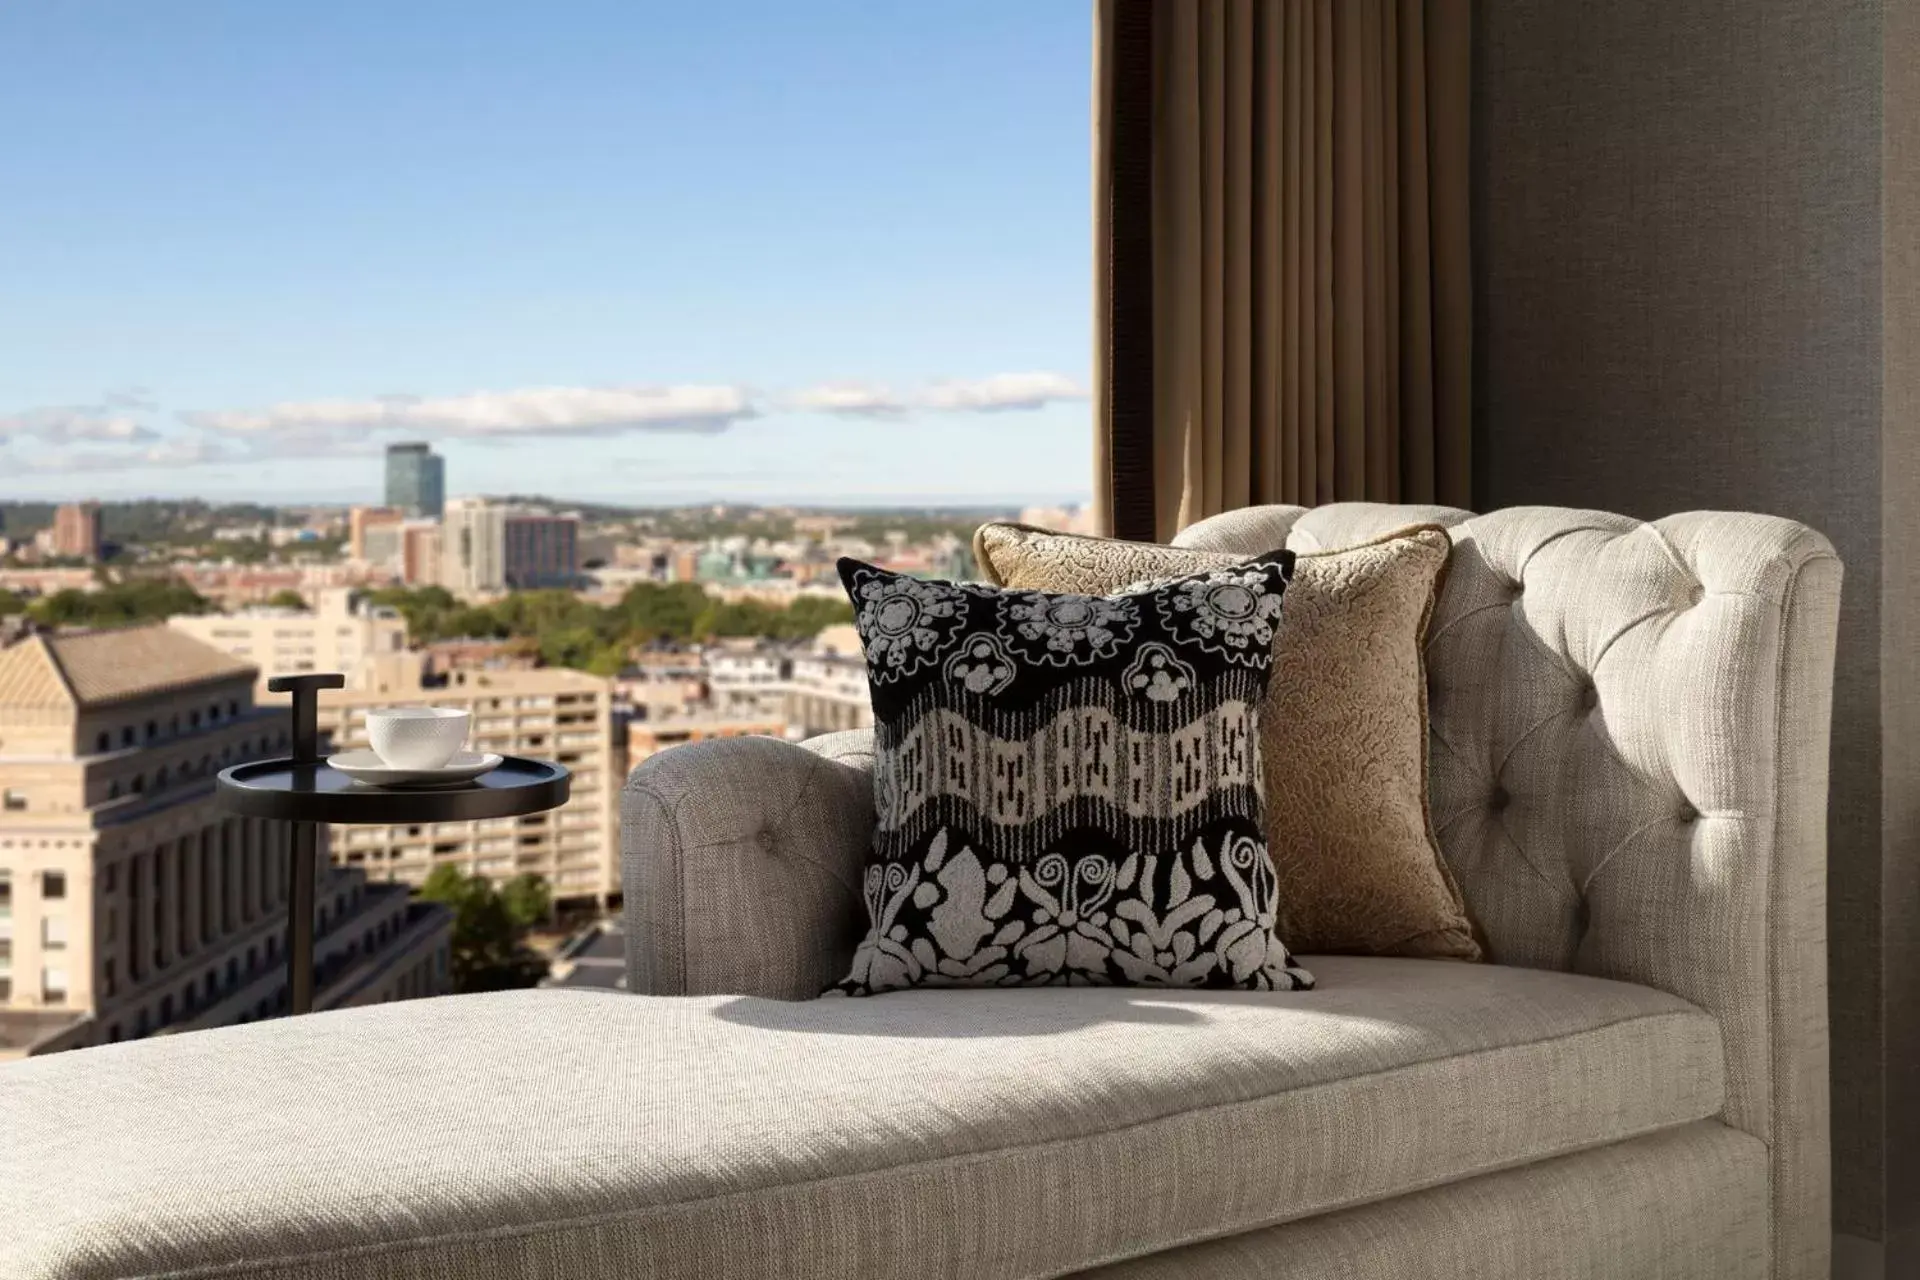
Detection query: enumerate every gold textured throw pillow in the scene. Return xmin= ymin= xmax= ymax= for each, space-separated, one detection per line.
xmin=973 ymin=521 xmax=1480 ymax=961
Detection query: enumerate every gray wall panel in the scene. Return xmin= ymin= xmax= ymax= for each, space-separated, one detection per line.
xmin=1472 ymin=0 xmax=1905 ymax=1244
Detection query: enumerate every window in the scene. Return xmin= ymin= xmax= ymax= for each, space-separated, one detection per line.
xmin=121 ymin=727 xmax=134 ymax=747
xmin=0 ymin=870 xmax=10 ymax=917
xmin=41 ymin=966 xmax=68 ymax=1002
xmin=103 ymin=957 xmax=117 ymax=998
xmin=41 ymin=871 xmax=65 ymax=900
xmin=108 ymin=781 xmax=121 ymax=800
xmin=95 ymin=731 xmax=109 ymax=753
xmin=2 ymin=790 xmax=25 ymax=812
xmin=40 ymin=916 xmax=66 ymax=949
xmin=146 ymin=721 xmax=157 ymax=742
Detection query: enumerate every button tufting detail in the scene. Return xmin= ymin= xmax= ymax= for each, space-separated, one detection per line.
xmin=1579 ymin=685 xmax=1599 ymax=711
xmin=1488 ymin=786 xmax=1511 ymax=812
xmin=1677 ymin=802 xmax=1699 ymax=823
xmin=756 ymin=828 xmax=778 ymax=852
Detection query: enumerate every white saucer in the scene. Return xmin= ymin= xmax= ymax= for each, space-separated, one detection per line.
xmin=328 ymin=749 xmax=503 ymax=788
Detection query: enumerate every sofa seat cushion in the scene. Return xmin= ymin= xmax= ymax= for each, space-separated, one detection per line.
xmin=0 ymin=957 xmax=1723 ymax=1280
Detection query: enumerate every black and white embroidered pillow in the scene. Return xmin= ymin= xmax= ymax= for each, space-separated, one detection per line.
xmin=832 ymin=553 xmax=1314 ymax=995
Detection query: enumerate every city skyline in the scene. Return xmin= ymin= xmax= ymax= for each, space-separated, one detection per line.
xmin=0 ymin=3 xmax=1092 ymax=506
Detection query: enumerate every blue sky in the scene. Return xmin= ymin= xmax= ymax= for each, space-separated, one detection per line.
xmin=0 ymin=1 xmax=1092 ymax=507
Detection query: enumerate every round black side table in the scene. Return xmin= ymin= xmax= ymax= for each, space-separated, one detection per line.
xmin=213 ymin=673 xmax=571 ymax=1016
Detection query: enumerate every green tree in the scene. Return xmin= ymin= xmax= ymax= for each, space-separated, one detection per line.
xmin=265 ymin=589 xmax=308 ymax=610
xmin=26 ymin=578 xmax=213 ymax=628
xmin=499 ymin=873 xmax=553 ymax=930
xmin=416 ymin=866 xmax=549 ymax=993
xmin=616 ymin=581 xmax=709 ymax=641
xmin=0 ymin=588 xmax=23 ymax=616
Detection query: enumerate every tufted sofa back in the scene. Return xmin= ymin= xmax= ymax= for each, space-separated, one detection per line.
xmin=1174 ymin=502 xmax=1840 ymax=1279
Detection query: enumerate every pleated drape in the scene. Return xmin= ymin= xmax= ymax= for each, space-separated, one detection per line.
xmin=1094 ymin=0 xmax=1472 ymax=542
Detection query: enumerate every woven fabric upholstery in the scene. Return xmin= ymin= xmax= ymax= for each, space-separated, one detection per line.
xmin=1175 ymin=502 xmax=1840 ymax=1280
xmin=0 ymin=957 xmax=1721 ymax=1280
xmin=622 ymin=730 xmax=874 ymax=999
xmin=1075 ymin=1121 xmax=1767 ymax=1280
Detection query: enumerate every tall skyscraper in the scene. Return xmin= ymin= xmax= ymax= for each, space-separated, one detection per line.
xmin=383 ymin=444 xmax=445 ymax=519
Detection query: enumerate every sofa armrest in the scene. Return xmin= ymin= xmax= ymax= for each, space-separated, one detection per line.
xmin=622 ymin=730 xmax=874 ymax=999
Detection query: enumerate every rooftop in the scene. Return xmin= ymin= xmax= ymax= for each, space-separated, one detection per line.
xmin=0 ymin=1008 xmax=87 ymax=1059
xmin=0 ymin=625 xmax=256 ymax=711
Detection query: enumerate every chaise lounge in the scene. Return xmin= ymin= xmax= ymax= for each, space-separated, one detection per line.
xmin=0 ymin=501 xmax=1838 ymax=1279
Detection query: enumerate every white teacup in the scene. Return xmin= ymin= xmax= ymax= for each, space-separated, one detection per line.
xmin=366 ymin=707 xmax=471 ymax=770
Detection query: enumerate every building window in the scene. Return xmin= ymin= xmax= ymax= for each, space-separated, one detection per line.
xmin=103 ymin=957 xmax=117 ymax=998
xmin=0 ymin=869 xmax=10 ymax=916
xmin=159 ymin=993 xmax=173 ymax=1023
xmin=121 ymin=726 xmax=134 ymax=747
xmin=146 ymin=720 xmax=157 ymax=741
xmin=108 ymin=781 xmax=121 ymax=800
xmin=2 ymin=790 xmax=25 ymax=812
xmin=42 ymin=966 xmax=68 ymax=1003
xmin=41 ymin=871 xmax=65 ymax=900
xmin=131 ymin=775 xmax=145 ymax=794
xmin=95 ymin=731 xmax=109 ymax=753
xmin=209 ymin=703 xmax=222 ymax=722
xmin=41 ymin=916 xmax=66 ymax=949
xmin=190 ymin=710 xmax=201 ymax=728
xmin=229 ymin=699 xmax=239 ymax=717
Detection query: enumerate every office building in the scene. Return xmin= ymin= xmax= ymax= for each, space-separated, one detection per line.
xmin=442 ymin=500 xmax=579 ymax=597
xmin=0 ymin=626 xmax=450 ymax=1061
xmin=347 ymin=507 xmax=402 ymax=564
xmin=442 ymin=498 xmax=508 ymax=596
xmin=401 ymin=521 xmax=442 ymax=587
xmin=503 ymin=514 xmax=578 ymax=589
xmin=319 ymin=660 xmax=619 ymax=904
xmin=49 ymin=502 xmax=104 ymax=561
xmin=168 ymin=588 xmax=407 ymax=697
xmin=384 ymin=444 xmax=445 ymax=520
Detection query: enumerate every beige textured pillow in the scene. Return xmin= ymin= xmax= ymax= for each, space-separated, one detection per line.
xmin=973 ymin=521 xmax=1481 ymax=961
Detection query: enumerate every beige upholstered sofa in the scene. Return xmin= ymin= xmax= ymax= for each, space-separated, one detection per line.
xmin=0 ymin=505 xmax=1838 ymax=1280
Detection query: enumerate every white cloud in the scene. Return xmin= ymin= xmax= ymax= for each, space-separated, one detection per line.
xmin=183 ymin=385 xmax=757 ymax=441
xmin=919 ymin=372 xmax=1085 ymax=412
xmin=784 ymin=381 xmax=908 ymax=417
xmin=13 ymin=435 xmax=236 ymax=474
xmin=0 ymin=404 xmax=160 ymax=444
xmin=0 ymin=372 xmax=1087 ymax=478
xmin=786 ymin=372 xmax=1085 ymax=418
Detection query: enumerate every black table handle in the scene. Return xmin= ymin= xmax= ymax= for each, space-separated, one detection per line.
xmin=266 ymin=673 xmax=346 ymax=765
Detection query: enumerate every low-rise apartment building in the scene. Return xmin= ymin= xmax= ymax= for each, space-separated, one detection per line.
xmin=320 ymin=658 xmax=619 ymax=906
xmin=170 ymin=588 xmax=407 ymax=697
xmin=782 ymin=624 xmax=873 ymax=739
xmin=0 ymin=626 xmax=450 ymax=1062
xmin=627 ymin=716 xmax=789 ymax=768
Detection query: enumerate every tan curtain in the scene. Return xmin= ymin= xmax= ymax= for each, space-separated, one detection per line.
xmin=1095 ymin=0 xmax=1472 ymax=541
